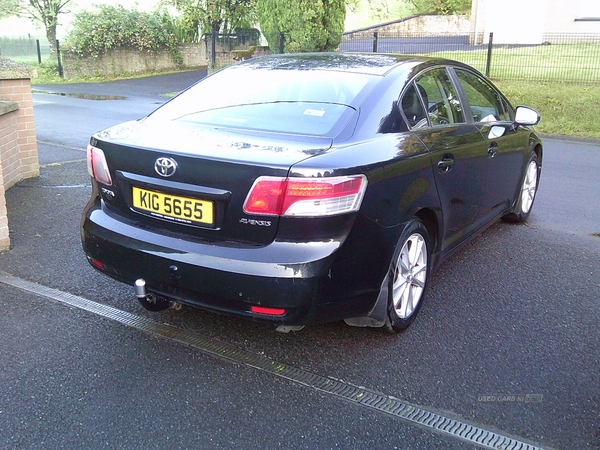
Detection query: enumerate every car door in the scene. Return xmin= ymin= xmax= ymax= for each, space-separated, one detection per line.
xmin=402 ymin=67 xmax=489 ymax=253
xmin=451 ymin=68 xmax=527 ymax=225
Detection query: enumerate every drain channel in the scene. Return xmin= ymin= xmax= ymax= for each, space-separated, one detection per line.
xmin=0 ymin=271 xmax=548 ymax=450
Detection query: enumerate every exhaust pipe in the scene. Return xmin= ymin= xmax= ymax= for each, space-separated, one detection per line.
xmin=134 ymin=278 xmax=147 ymax=299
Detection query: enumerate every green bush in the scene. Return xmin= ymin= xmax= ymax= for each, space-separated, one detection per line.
xmin=407 ymin=0 xmax=472 ymax=15
xmin=64 ymin=5 xmax=181 ymax=58
xmin=161 ymin=12 xmax=201 ymax=44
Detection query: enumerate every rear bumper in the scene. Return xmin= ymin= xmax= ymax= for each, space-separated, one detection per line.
xmin=81 ymin=202 xmax=383 ymax=325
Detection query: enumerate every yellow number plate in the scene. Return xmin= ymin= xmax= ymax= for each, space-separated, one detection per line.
xmin=132 ymin=187 xmax=214 ymax=226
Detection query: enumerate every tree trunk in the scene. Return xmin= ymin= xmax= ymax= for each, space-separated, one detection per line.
xmin=46 ymin=24 xmax=57 ymax=54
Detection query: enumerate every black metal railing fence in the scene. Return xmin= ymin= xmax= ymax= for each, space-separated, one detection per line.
xmin=4 ymin=31 xmax=598 ymax=85
xmin=0 ymin=37 xmax=52 ymax=64
xmin=339 ymin=31 xmax=600 ymax=84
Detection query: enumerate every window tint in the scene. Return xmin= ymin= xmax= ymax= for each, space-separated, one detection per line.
xmin=411 ymin=68 xmax=465 ymax=126
xmin=400 ymin=83 xmax=427 ymax=128
xmin=455 ymin=69 xmax=509 ymax=122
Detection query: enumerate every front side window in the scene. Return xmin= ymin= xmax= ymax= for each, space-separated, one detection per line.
xmin=454 ymin=69 xmax=510 ymax=122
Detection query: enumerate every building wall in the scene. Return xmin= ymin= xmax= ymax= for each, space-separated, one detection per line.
xmin=0 ymin=79 xmax=38 ymax=186
xmin=0 ymin=59 xmax=39 ymax=252
xmin=471 ymin=0 xmax=600 ymax=44
xmin=544 ymin=0 xmax=600 ymax=34
xmin=0 ymin=108 xmax=14 ymax=251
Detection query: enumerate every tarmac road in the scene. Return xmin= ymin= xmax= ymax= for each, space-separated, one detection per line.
xmin=0 ymin=70 xmax=598 ymax=449
xmin=32 ymin=69 xmax=208 ymax=149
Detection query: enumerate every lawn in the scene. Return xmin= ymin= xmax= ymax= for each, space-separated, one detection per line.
xmin=494 ymin=80 xmax=600 ymax=139
xmin=426 ymin=43 xmax=600 ymax=85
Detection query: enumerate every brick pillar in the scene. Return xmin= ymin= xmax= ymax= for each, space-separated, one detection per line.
xmin=0 ymin=169 xmax=8 ymax=251
xmin=0 ymin=58 xmax=39 ymax=252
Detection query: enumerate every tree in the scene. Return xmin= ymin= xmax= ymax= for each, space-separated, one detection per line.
xmin=0 ymin=0 xmax=20 ymax=19
xmin=169 ymin=0 xmax=257 ymax=37
xmin=407 ymin=0 xmax=471 ymax=15
xmin=6 ymin=0 xmax=73 ymax=53
xmin=257 ymin=0 xmax=345 ymax=53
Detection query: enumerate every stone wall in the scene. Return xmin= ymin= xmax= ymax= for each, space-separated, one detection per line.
xmin=344 ymin=14 xmax=470 ymax=37
xmin=62 ymin=40 xmax=274 ymax=78
xmin=63 ymin=43 xmax=209 ymax=79
xmin=0 ymin=58 xmax=39 ymax=252
xmin=211 ymin=46 xmax=272 ymax=72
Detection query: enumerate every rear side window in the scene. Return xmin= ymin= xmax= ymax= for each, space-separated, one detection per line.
xmin=403 ymin=68 xmax=466 ymax=127
xmin=454 ymin=69 xmax=510 ymax=122
xmin=400 ymin=83 xmax=427 ymax=128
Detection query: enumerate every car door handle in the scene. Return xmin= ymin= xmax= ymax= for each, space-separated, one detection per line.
xmin=437 ymin=155 xmax=454 ymax=173
xmin=488 ymin=142 xmax=498 ymax=158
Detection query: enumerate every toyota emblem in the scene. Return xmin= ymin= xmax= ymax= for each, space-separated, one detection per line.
xmin=154 ymin=157 xmax=177 ymax=177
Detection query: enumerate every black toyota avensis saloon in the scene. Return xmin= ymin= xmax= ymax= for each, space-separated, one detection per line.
xmin=81 ymin=53 xmax=542 ymax=333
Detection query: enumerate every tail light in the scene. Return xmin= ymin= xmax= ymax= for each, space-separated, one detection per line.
xmin=243 ymin=175 xmax=367 ymax=217
xmin=87 ymin=144 xmax=113 ymax=185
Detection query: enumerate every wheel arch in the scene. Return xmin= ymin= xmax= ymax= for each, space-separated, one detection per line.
xmin=533 ymin=142 xmax=543 ymax=169
xmin=530 ymin=137 xmax=543 ymax=188
xmin=414 ymin=207 xmax=439 ymax=259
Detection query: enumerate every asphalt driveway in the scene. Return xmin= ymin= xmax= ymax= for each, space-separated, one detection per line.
xmin=33 ymin=69 xmax=208 ymax=99
xmin=0 ymin=69 xmax=598 ymax=449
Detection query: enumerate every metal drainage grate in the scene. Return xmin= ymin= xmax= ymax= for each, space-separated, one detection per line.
xmin=0 ymin=271 xmax=548 ymax=450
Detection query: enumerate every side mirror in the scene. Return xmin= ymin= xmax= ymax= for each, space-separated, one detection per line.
xmin=515 ymin=106 xmax=540 ymax=126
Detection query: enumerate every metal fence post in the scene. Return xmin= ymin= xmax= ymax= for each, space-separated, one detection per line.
xmin=485 ymin=32 xmax=493 ymax=78
xmin=279 ymin=33 xmax=285 ymax=54
xmin=36 ymin=39 xmax=42 ymax=64
xmin=373 ymin=32 xmax=378 ymax=53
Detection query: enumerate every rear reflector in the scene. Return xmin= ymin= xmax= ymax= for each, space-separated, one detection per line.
xmin=250 ymin=305 xmax=286 ymax=316
xmin=89 ymin=258 xmax=105 ymax=269
xmin=243 ymin=175 xmax=367 ymax=217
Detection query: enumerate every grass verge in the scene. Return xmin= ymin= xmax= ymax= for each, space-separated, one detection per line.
xmin=495 ymin=80 xmax=600 ymax=139
xmin=423 ymin=42 xmax=600 ymax=138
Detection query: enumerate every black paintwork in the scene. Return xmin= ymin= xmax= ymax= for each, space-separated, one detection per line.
xmin=81 ymin=53 xmax=542 ymax=326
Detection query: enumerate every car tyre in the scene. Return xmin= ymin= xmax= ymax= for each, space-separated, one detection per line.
xmin=384 ymin=219 xmax=431 ymax=334
xmin=503 ymin=153 xmax=539 ymax=223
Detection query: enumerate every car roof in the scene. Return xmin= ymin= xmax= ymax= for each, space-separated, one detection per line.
xmin=231 ymin=52 xmax=452 ymax=77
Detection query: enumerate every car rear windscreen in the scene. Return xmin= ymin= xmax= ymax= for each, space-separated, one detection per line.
xmin=148 ymin=67 xmax=372 ymax=137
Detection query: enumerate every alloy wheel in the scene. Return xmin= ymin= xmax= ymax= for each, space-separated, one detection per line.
xmin=521 ymin=160 xmax=538 ymax=214
xmin=392 ymin=232 xmax=428 ymax=319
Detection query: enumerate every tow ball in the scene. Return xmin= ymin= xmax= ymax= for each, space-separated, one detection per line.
xmin=134 ymin=279 xmax=181 ymax=312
